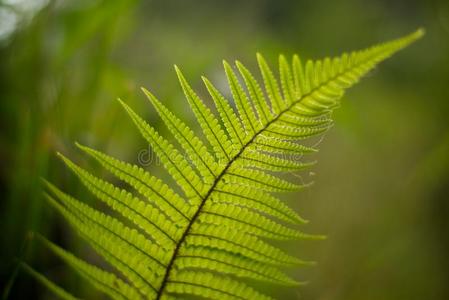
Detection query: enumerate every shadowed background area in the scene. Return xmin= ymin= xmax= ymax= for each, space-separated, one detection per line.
xmin=0 ymin=0 xmax=448 ymax=299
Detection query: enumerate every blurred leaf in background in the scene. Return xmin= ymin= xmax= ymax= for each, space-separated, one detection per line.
xmin=1 ymin=0 xmax=448 ymax=299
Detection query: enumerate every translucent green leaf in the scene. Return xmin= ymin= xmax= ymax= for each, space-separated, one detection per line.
xmin=76 ymin=143 xmax=193 ymax=222
xmin=212 ymin=184 xmax=307 ymax=224
xmin=235 ymin=60 xmax=273 ymax=125
xmin=177 ymin=246 xmax=300 ymax=286
xmin=143 ymin=87 xmax=219 ymax=181
xmin=43 ymin=182 xmax=169 ymax=271
xmin=166 ymin=271 xmax=273 ymax=300
xmin=189 ymin=223 xmax=312 ymax=266
xmin=202 ymin=76 xmax=246 ymax=150
xmin=223 ymin=167 xmax=304 ymax=192
xmin=279 ymin=54 xmax=296 ymax=106
xmin=257 ymin=53 xmax=286 ymax=114
xmin=264 ymin=123 xmax=331 ymax=140
xmin=251 ymin=136 xmax=318 ymax=155
xmin=118 ymin=99 xmax=206 ymax=200
xmin=223 ymin=60 xmax=260 ymax=135
xmin=43 ymin=193 xmax=158 ymax=298
xmin=38 ymin=235 xmax=142 ymax=300
xmin=201 ymin=202 xmax=313 ymax=240
xmin=58 ymin=153 xmax=181 ymax=248
xmin=175 ymin=66 xmax=233 ymax=163
xmin=236 ymin=149 xmax=315 ymax=172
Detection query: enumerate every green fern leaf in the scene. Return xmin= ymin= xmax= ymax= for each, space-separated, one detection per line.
xmin=37 ymin=234 xmax=142 ymax=300
xmin=29 ymin=29 xmax=423 ymax=299
xmin=58 ymin=153 xmax=181 ymax=247
xmin=75 ymin=143 xmax=193 ymax=223
xmin=202 ymin=76 xmax=247 ymax=148
xmin=176 ymin=66 xmax=235 ymax=162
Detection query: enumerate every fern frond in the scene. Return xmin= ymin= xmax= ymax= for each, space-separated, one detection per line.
xmin=200 ymin=202 xmax=306 ymax=240
xmin=43 ymin=191 xmax=159 ymax=298
xmin=176 ymin=248 xmax=300 ymax=286
xmin=37 ymin=235 xmax=142 ymax=300
xmin=257 ymin=53 xmax=287 ymax=114
xmin=236 ymin=149 xmax=315 ymax=172
xmin=211 ymin=185 xmax=307 ymax=224
xmin=58 ymin=153 xmax=181 ymax=248
xmin=250 ymin=136 xmax=318 ymax=155
xmin=235 ymin=60 xmax=272 ymax=125
xmin=75 ymin=142 xmax=193 ymax=223
xmin=202 ymin=76 xmax=247 ymax=148
xmin=187 ymin=223 xmax=305 ymax=266
xmin=278 ymin=54 xmax=296 ymax=105
xmin=176 ymin=66 xmax=234 ymax=162
xmin=166 ymin=271 xmax=273 ymax=300
xmin=223 ymin=167 xmax=305 ymax=192
xmin=118 ymin=99 xmax=206 ymax=200
xmin=224 ymin=60 xmax=261 ymax=135
xmin=31 ymin=29 xmax=423 ymax=299
xmin=143 ymin=88 xmax=219 ymax=181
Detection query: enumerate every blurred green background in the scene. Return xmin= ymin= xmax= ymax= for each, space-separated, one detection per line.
xmin=1 ymin=0 xmax=448 ymax=299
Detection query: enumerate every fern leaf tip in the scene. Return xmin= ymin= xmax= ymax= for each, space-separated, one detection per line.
xmin=117 ymin=98 xmax=137 ymax=111
xmin=304 ymin=181 xmax=315 ymax=188
xmin=301 ymin=260 xmax=318 ymax=267
xmin=279 ymin=53 xmax=287 ymax=60
xmin=303 ymin=233 xmax=327 ymax=240
xmin=38 ymin=176 xmax=48 ymax=184
xmin=256 ymin=52 xmax=266 ymax=63
xmin=39 ymin=177 xmax=52 ymax=187
xmin=56 ymin=151 xmax=67 ymax=160
xmin=141 ymin=87 xmax=157 ymax=101
xmin=117 ymin=98 xmax=136 ymax=117
xmin=174 ymin=64 xmax=182 ymax=76
xmin=414 ymin=27 xmax=426 ymax=39
xmin=74 ymin=142 xmax=89 ymax=154
xmin=390 ymin=28 xmax=425 ymax=49
xmin=299 ymin=217 xmax=310 ymax=224
xmin=222 ymin=59 xmax=231 ymax=68
xmin=297 ymin=280 xmax=311 ymax=286
xmin=284 ymin=279 xmax=305 ymax=287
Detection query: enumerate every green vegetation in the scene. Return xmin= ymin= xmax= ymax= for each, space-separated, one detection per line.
xmin=26 ymin=30 xmax=422 ymax=299
xmin=1 ymin=1 xmax=448 ymax=299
